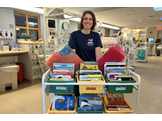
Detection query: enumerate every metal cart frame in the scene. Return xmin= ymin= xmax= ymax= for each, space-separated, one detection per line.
xmin=42 ymin=69 xmax=141 ymax=114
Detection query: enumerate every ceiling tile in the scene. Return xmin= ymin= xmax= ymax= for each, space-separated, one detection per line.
xmin=113 ymin=7 xmax=136 ymax=16
xmin=155 ymin=11 xmax=162 ymax=16
xmin=131 ymin=7 xmax=157 ymax=17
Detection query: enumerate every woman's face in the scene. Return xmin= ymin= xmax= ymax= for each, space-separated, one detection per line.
xmin=82 ymin=13 xmax=93 ymax=30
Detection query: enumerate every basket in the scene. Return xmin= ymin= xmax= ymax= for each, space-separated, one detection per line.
xmin=77 ymin=72 xmax=106 ymax=93
xmin=47 ymin=97 xmax=76 ymax=114
xmin=102 ymin=97 xmax=134 ymax=114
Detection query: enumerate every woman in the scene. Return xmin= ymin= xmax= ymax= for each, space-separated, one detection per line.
xmin=68 ymin=10 xmax=103 ymax=61
xmin=68 ymin=10 xmax=103 ymax=96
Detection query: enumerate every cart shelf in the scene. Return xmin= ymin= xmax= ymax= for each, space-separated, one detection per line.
xmin=42 ymin=69 xmax=141 ymax=114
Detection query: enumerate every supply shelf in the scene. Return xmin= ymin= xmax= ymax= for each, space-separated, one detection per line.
xmin=42 ymin=69 xmax=141 ymax=114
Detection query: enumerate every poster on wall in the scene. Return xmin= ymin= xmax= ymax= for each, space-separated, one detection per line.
xmin=4 ymin=30 xmax=9 ymax=39
xmin=8 ymin=30 xmax=14 ymax=39
xmin=0 ymin=29 xmax=13 ymax=39
xmin=0 ymin=29 xmax=3 ymax=39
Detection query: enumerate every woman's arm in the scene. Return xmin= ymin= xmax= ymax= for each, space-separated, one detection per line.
xmin=95 ymin=47 xmax=102 ymax=61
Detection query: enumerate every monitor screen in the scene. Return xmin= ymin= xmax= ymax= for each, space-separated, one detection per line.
xmin=142 ymin=41 xmax=145 ymax=44
xmin=140 ymin=33 xmax=146 ymax=36
xmin=148 ymin=38 xmax=154 ymax=42
xmin=48 ymin=19 xmax=56 ymax=28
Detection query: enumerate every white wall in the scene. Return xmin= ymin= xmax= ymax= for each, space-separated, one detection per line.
xmin=0 ymin=8 xmax=16 ymax=47
xmin=146 ymin=28 xmax=158 ymax=43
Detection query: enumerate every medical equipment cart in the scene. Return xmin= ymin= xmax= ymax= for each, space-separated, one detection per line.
xmin=42 ymin=69 xmax=141 ymax=114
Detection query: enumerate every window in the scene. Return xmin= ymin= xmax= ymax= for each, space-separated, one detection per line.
xmin=14 ymin=11 xmax=40 ymax=41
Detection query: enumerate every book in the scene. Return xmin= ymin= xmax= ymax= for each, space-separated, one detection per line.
xmin=51 ymin=71 xmax=73 ymax=78
xmin=106 ymin=67 xmax=126 ymax=74
xmin=79 ymin=75 xmax=102 ymax=81
xmin=50 ymin=78 xmax=74 ymax=81
xmin=104 ymin=62 xmax=126 ymax=75
xmin=79 ymin=70 xmax=102 ymax=74
xmin=80 ymin=62 xmax=98 ymax=65
xmin=51 ymin=75 xmax=72 ymax=79
xmin=53 ymin=63 xmax=74 ymax=73
xmin=107 ymin=73 xmax=121 ymax=79
xmin=80 ymin=65 xmax=98 ymax=70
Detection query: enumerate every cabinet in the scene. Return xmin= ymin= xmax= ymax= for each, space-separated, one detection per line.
xmin=18 ymin=43 xmax=48 ymax=83
xmin=105 ymin=28 xmax=109 ymax=37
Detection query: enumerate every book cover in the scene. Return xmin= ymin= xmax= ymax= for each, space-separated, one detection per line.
xmin=51 ymin=75 xmax=72 ymax=79
xmin=51 ymin=71 xmax=73 ymax=78
xmin=53 ymin=63 xmax=74 ymax=73
xmin=80 ymin=65 xmax=98 ymax=70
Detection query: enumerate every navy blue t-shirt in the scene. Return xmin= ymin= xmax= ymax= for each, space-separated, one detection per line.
xmin=68 ymin=30 xmax=103 ymax=61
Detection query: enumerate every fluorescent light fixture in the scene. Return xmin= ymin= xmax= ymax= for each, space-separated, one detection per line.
xmin=100 ymin=23 xmax=119 ymax=30
xmin=64 ymin=14 xmax=72 ymax=18
xmin=153 ymin=7 xmax=162 ymax=11
xmin=136 ymin=29 xmax=140 ymax=32
xmin=16 ymin=28 xmax=20 ymax=30
xmin=69 ymin=18 xmax=81 ymax=22
xmin=11 ymin=7 xmax=44 ymax=14
xmin=69 ymin=18 xmax=119 ymax=30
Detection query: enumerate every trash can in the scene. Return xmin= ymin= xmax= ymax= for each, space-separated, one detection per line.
xmin=15 ymin=62 xmax=23 ymax=84
xmin=0 ymin=63 xmax=19 ymax=92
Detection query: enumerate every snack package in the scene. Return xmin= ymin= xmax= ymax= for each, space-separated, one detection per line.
xmin=52 ymin=96 xmax=75 ymax=111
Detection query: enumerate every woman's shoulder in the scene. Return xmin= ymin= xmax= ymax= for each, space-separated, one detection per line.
xmin=71 ymin=30 xmax=81 ymax=35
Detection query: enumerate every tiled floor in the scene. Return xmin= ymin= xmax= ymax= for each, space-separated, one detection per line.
xmin=0 ymin=56 xmax=162 ymax=114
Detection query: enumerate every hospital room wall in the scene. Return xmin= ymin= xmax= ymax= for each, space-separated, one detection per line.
xmin=0 ymin=8 xmax=16 ymax=47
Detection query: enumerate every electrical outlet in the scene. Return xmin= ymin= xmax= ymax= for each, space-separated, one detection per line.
xmin=1 ymin=40 xmax=4 ymax=45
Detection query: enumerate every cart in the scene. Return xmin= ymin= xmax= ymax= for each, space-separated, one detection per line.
xmin=42 ymin=69 xmax=141 ymax=114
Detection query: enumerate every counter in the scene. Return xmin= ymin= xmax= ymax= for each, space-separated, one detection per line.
xmin=0 ymin=51 xmax=29 ymax=56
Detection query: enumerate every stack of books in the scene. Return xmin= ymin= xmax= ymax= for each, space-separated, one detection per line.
xmin=50 ymin=63 xmax=75 ymax=81
xmin=104 ymin=62 xmax=129 ymax=81
xmin=79 ymin=62 xmax=102 ymax=81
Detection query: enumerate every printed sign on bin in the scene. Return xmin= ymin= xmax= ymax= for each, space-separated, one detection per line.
xmin=50 ymin=85 xmax=73 ymax=93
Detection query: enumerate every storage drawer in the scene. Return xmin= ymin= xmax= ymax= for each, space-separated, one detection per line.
xmin=77 ymin=72 xmax=105 ymax=94
xmin=47 ymin=97 xmax=76 ymax=114
xmin=104 ymin=74 xmax=136 ymax=93
xmin=47 ymin=74 xmax=76 ymax=94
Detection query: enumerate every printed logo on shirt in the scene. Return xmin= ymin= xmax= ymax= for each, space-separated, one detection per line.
xmin=87 ymin=39 xmax=94 ymax=46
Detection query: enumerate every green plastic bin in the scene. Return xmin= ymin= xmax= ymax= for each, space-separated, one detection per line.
xmin=47 ymin=73 xmax=76 ymax=94
xmin=103 ymin=74 xmax=136 ymax=93
xmin=76 ymin=97 xmax=104 ymax=114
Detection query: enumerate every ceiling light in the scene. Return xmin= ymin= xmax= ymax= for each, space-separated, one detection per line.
xmin=136 ymin=29 xmax=140 ymax=32
xmin=69 ymin=18 xmax=81 ymax=22
xmin=64 ymin=14 xmax=72 ymax=18
xmin=153 ymin=7 xmax=162 ymax=11
xmin=100 ymin=23 xmax=119 ymax=30
xmin=11 ymin=7 xmax=44 ymax=14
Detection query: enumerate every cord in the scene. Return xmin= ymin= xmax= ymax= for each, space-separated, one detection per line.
xmin=33 ymin=45 xmax=45 ymax=74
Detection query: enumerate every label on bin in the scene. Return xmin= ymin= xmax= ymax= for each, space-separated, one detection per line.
xmin=86 ymin=87 xmax=96 ymax=90
xmin=115 ymin=87 xmax=126 ymax=91
xmin=56 ymin=86 xmax=67 ymax=90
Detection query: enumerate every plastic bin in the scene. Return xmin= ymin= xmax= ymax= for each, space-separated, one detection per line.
xmin=15 ymin=62 xmax=23 ymax=84
xmin=102 ymin=97 xmax=134 ymax=114
xmin=77 ymin=72 xmax=106 ymax=93
xmin=76 ymin=97 xmax=104 ymax=114
xmin=47 ymin=73 xmax=76 ymax=94
xmin=103 ymin=74 xmax=136 ymax=93
xmin=47 ymin=97 xmax=76 ymax=114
